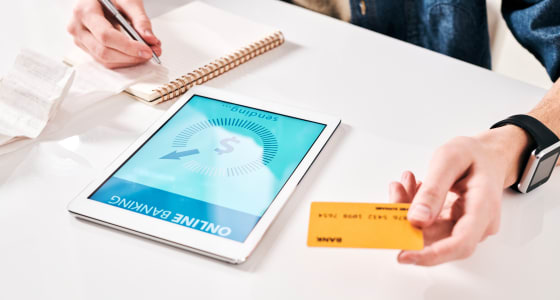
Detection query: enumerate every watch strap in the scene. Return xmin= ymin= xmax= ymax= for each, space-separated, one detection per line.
xmin=491 ymin=114 xmax=559 ymax=154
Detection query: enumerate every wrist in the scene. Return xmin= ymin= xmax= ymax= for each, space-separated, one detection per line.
xmin=476 ymin=125 xmax=534 ymax=188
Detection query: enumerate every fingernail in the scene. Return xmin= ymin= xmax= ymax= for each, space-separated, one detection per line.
xmin=408 ymin=203 xmax=431 ymax=223
xmin=145 ymin=29 xmax=154 ymax=36
xmin=399 ymin=255 xmax=417 ymax=265
xmin=139 ymin=51 xmax=151 ymax=58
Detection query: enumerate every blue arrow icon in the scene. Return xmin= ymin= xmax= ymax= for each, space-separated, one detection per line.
xmin=160 ymin=149 xmax=200 ymax=160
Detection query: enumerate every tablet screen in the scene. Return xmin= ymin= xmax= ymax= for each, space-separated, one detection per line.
xmin=89 ymin=95 xmax=326 ymax=242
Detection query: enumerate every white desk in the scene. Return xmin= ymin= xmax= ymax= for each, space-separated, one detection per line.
xmin=1 ymin=0 xmax=559 ymax=299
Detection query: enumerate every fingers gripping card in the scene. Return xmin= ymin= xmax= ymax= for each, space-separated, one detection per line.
xmin=307 ymin=202 xmax=423 ymax=250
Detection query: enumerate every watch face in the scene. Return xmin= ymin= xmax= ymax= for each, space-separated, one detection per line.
xmin=528 ymin=150 xmax=560 ymax=191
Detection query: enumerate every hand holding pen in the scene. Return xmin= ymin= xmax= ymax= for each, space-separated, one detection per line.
xmin=67 ymin=0 xmax=162 ymax=69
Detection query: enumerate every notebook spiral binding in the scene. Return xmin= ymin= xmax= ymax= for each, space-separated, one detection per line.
xmin=153 ymin=31 xmax=285 ymax=103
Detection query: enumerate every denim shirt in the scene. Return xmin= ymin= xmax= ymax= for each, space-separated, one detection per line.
xmin=348 ymin=0 xmax=560 ymax=81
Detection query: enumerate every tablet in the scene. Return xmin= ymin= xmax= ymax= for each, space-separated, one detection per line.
xmin=68 ymin=86 xmax=340 ymax=263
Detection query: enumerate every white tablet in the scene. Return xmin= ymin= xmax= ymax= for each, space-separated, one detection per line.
xmin=68 ymin=86 xmax=340 ymax=264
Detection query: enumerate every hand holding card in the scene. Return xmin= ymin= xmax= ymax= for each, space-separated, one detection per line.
xmin=307 ymin=202 xmax=423 ymax=250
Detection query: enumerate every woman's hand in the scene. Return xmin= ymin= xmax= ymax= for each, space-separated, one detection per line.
xmin=67 ymin=0 xmax=162 ymax=69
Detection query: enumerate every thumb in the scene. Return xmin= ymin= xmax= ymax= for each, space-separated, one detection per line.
xmin=118 ymin=0 xmax=161 ymax=46
xmin=408 ymin=139 xmax=473 ymax=227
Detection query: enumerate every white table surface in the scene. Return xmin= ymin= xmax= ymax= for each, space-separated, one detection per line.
xmin=1 ymin=0 xmax=559 ymax=299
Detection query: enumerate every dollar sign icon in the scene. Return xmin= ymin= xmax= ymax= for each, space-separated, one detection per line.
xmin=214 ymin=136 xmax=240 ymax=155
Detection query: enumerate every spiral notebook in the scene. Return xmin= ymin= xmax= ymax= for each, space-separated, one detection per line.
xmin=65 ymin=1 xmax=284 ymax=104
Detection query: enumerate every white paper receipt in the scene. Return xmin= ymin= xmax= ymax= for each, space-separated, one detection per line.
xmin=0 ymin=49 xmax=74 ymax=144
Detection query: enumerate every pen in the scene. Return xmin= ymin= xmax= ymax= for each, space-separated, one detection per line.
xmin=98 ymin=0 xmax=161 ymax=64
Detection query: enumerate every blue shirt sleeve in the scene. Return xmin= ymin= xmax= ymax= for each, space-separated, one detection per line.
xmin=502 ymin=0 xmax=560 ymax=82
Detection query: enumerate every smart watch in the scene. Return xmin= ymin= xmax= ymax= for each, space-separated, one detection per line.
xmin=491 ymin=114 xmax=560 ymax=193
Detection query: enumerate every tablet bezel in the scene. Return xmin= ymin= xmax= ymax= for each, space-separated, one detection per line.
xmin=68 ymin=86 xmax=340 ymax=263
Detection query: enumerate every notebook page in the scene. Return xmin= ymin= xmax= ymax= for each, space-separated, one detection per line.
xmin=130 ymin=1 xmax=277 ymax=101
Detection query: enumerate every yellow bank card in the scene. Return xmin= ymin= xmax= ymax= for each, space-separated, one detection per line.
xmin=307 ymin=202 xmax=423 ymax=250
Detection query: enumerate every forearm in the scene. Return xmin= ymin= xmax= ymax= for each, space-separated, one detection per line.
xmin=478 ymin=78 xmax=560 ymax=188
xmin=529 ymin=79 xmax=560 ymax=143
